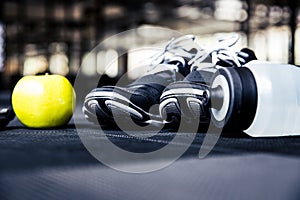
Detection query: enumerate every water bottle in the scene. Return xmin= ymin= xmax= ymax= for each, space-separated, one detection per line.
xmin=209 ymin=60 xmax=300 ymax=137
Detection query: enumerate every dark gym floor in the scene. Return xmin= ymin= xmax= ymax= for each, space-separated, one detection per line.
xmin=1 ymin=92 xmax=300 ymax=200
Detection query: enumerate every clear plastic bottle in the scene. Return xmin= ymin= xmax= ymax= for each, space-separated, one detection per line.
xmin=210 ymin=60 xmax=300 ymax=137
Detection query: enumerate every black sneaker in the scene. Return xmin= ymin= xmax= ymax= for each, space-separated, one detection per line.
xmin=159 ymin=70 xmax=212 ymax=131
xmin=0 ymin=106 xmax=15 ymax=129
xmin=83 ymin=35 xmax=205 ymax=127
xmin=159 ymin=35 xmax=257 ymax=130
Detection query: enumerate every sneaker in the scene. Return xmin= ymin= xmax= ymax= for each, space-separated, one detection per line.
xmin=83 ymin=35 xmax=206 ymax=126
xmin=159 ymin=34 xmax=257 ymax=130
xmin=0 ymin=106 xmax=15 ymax=128
xmin=159 ymin=69 xmax=212 ymax=130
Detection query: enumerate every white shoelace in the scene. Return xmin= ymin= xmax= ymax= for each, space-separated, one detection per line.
xmin=148 ymin=34 xmax=206 ymax=72
xmin=211 ymin=34 xmax=242 ymax=67
xmin=189 ymin=33 xmax=245 ymax=71
xmin=147 ymin=33 xmax=246 ymax=74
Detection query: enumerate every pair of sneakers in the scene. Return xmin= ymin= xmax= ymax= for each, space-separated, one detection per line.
xmin=83 ymin=34 xmax=257 ymax=130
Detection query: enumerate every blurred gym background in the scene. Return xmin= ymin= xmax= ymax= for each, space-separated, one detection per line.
xmin=0 ymin=0 xmax=298 ymax=91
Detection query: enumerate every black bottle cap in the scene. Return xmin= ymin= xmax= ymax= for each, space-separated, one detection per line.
xmin=209 ymin=67 xmax=257 ymax=131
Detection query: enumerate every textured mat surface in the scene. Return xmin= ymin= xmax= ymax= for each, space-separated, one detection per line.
xmin=1 ymin=116 xmax=300 ymax=200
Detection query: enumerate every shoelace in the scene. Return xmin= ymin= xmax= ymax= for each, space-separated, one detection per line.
xmin=147 ymin=34 xmax=206 ymax=72
xmin=211 ymin=34 xmax=242 ymax=67
xmin=189 ymin=34 xmax=247 ymax=71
